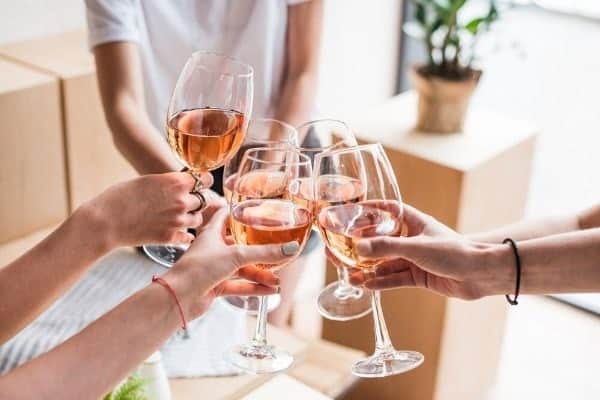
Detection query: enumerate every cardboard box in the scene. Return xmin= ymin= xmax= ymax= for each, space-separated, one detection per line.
xmin=0 ymin=31 xmax=136 ymax=211
xmin=325 ymin=91 xmax=537 ymax=400
xmin=0 ymin=59 xmax=67 ymax=242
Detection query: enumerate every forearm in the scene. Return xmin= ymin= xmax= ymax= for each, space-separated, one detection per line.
xmin=484 ymin=228 xmax=600 ymax=295
xmin=468 ymin=214 xmax=579 ymax=243
xmin=0 ymin=208 xmax=109 ymax=343
xmin=0 ymin=283 xmax=180 ymax=400
xmin=107 ymin=103 xmax=180 ymax=175
xmin=274 ymin=73 xmax=317 ymax=141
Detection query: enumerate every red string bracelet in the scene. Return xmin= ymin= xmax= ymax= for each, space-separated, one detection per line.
xmin=152 ymin=275 xmax=188 ymax=333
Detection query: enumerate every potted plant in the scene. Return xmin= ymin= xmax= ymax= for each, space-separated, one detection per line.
xmin=405 ymin=0 xmax=499 ymax=133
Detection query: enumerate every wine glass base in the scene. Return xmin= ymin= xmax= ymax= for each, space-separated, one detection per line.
xmin=352 ymin=350 xmax=424 ymax=378
xmin=142 ymin=244 xmax=186 ymax=268
xmin=227 ymin=343 xmax=294 ymax=374
xmin=224 ymin=294 xmax=282 ymax=314
xmin=317 ymin=281 xmax=372 ymax=321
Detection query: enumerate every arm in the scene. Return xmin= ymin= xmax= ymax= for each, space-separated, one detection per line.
xmin=0 ymin=209 xmax=294 ymax=400
xmin=0 ymin=173 xmax=205 ymax=344
xmin=468 ymin=203 xmax=600 ymax=243
xmin=275 ymin=0 xmax=323 ymax=139
xmin=351 ymin=205 xmax=600 ymax=299
xmin=93 ymin=42 xmax=180 ymax=174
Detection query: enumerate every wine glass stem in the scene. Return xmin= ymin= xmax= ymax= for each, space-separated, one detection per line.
xmin=334 ymin=266 xmax=354 ymax=298
xmin=251 ymin=295 xmax=269 ymax=347
xmin=371 ymin=290 xmax=394 ymax=353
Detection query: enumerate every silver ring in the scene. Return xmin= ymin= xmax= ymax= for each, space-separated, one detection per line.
xmin=191 ymin=174 xmax=204 ymax=193
xmin=190 ymin=191 xmax=206 ymax=213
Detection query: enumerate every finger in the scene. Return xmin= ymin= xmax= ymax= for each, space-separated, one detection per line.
xmin=231 ymin=241 xmax=300 ymax=267
xmin=357 ymin=236 xmax=423 ymax=262
xmin=182 ymin=193 xmax=203 ymax=213
xmin=196 ymin=207 xmax=228 ymax=237
xmin=375 ymin=259 xmax=413 ymax=276
xmin=170 ymin=230 xmax=195 ymax=245
xmin=199 ymin=172 xmax=214 ymax=189
xmin=238 ymin=266 xmax=280 ymax=287
xmin=364 ymin=270 xmax=417 ymax=291
xmin=178 ymin=212 xmax=204 ymax=228
xmin=216 ymin=281 xmax=279 ymax=297
xmin=204 ymin=190 xmax=226 ymax=208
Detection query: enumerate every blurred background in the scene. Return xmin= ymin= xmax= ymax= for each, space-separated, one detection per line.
xmin=0 ymin=1 xmax=598 ymax=399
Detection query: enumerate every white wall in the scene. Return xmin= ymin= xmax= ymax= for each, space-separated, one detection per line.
xmin=0 ymin=0 xmax=85 ymax=44
xmin=317 ymin=0 xmax=402 ymax=116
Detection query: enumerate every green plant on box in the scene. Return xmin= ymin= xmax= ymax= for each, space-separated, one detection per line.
xmin=103 ymin=375 xmax=148 ymax=400
xmin=405 ymin=0 xmax=499 ymax=80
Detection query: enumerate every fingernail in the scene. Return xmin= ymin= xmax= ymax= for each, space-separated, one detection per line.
xmin=356 ymin=240 xmax=370 ymax=256
xmin=281 ymin=241 xmax=300 ymax=256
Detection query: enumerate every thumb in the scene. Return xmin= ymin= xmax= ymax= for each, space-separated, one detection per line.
xmin=231 ymin=241 xmax=300 ymax=268
xmin=196 ymin=206 xmax=228 ymax=237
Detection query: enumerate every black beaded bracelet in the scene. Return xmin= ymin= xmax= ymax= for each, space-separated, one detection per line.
xmin=503 ymin=238 xmax=521 ymax=306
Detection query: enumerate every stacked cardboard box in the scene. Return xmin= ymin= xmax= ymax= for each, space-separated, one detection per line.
xmin=0 ymin=30 xmax=136 ymax=212
xmin=0 ymin=59 xmax=67 ymax=245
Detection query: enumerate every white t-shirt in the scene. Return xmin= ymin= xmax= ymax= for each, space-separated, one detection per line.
xmin=86 ymin=0 xmax=308 ymax=131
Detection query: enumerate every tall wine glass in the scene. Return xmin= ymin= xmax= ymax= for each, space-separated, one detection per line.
xmin=227 ymin=148 xmax=313 ymax=374
xmin=222 ymin=118 xmax=298 ymax=313
xmin=314 ymin=143 xmax=424 ymax=377
xmin=143 ymin=51 xmax=253 ymax=268
xmin=296 ymin=119 xmax=372 ymax=321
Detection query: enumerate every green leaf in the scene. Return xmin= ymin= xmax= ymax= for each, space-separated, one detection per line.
xmin=486 ymin=3 xmax=499 ymax=23
xmin=429 ymin=17 xmax=444 ymax=34
xmin=107 ymin=376 xmax=148 ymax=400
xmin=450 ymin=0 xmax=467 ymax=12
xmin=415 ymin=3 xmax=426 ymax=25
xmin=465 ymin=17 xmax=485 ymax=34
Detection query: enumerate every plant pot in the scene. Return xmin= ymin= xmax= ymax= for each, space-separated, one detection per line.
xmin=410 ymin=66 xmax=481 ymax=133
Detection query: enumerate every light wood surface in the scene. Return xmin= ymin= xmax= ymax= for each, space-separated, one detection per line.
xmin=170 ymin=319 xmax=364 ymax=400
xmin=324 ymin=91 xmax=537 ymax=400
xmin=0 ymin=59 xmax=67 ymax=243
xmin=0 ymin=30 xmax=136 ymax=211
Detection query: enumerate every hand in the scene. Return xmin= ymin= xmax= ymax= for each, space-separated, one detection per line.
xmin=79 ymin=172 xmax=216 ymax=250
xmin=349 ymin=205 xmax=512 ymax=300
xmin=164 ymin=207 xmax=301 ymax=319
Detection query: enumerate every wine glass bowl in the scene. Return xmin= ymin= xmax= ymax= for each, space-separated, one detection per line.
xmin=314 ymin=143 xmax=424 ymax=378
xmin=166 ymin=107 xmax=247 ymax=173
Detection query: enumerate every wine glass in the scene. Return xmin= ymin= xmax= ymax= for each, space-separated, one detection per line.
xmin=222 ymin=118 xmax=298 ymax=313
xmin=314 ymin=143 xmax=424 ymax=377
xmin=296 ymin=119 xmax=372 ymax=321
xmin=143 ymin=51 xmax=254 ymax=268
xmin=227 ymin=148 xmax=313 ymax=374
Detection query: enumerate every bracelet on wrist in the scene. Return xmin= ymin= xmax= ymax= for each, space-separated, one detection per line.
xmin=502 ymin=238 xmax=522 ymax=305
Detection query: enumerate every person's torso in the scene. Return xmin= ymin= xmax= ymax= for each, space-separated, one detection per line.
xmin=133 ymin=0 xmax=290 ymax=131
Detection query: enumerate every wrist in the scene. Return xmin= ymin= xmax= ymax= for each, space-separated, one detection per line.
xmin=163 ymin=264 xmax=206 ymax=319
xmin=474 ymin=242 xmax=516 ymax=297
xmin=72 ymin=201 xmax=116 ymax=254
